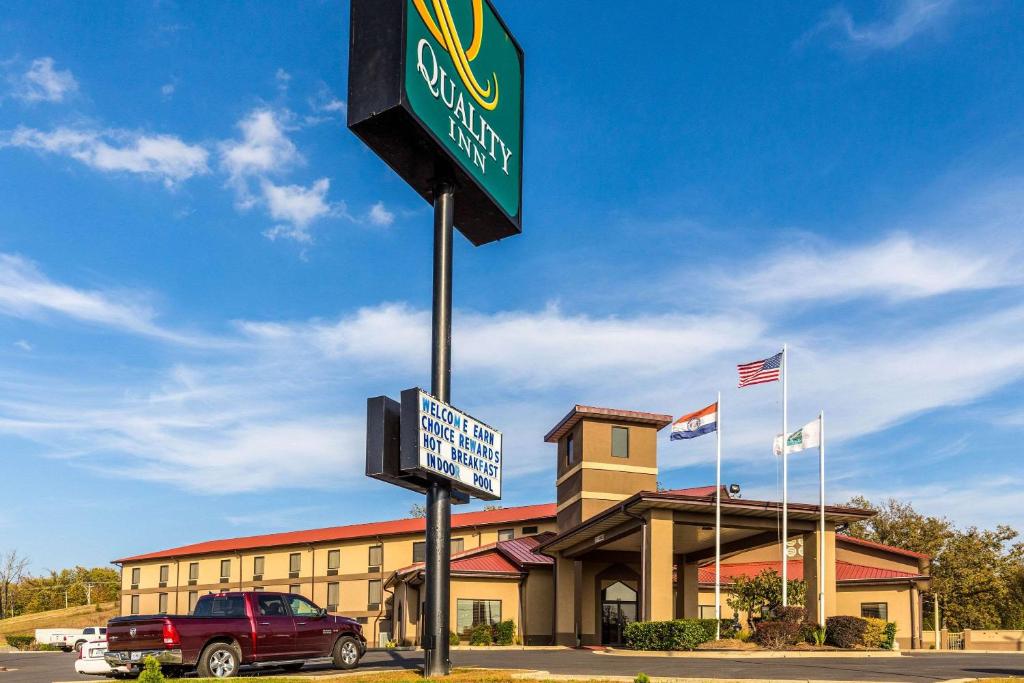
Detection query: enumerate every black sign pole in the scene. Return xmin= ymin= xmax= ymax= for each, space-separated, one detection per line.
xmin=424 ymin=180 xmax=454 ymax=677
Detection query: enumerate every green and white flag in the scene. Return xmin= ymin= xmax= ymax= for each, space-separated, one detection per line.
xmin=773 ymin=419 xmax=821 ymax=456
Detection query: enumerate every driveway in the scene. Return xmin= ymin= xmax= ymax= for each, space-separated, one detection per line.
xmin=2 ymin=649 xmax=1023 ymax=682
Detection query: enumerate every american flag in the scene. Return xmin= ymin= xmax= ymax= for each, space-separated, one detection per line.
xmin=737 ymin=351 xmax=783 ymax=388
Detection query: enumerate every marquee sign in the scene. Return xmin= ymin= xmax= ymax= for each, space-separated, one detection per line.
xmin=348 ymin=0 xmax=524 ymax=245
xmin=400 ymin=388 xmax=502 ymax=500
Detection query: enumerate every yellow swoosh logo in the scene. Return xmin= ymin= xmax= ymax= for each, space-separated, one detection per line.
xmin=413 ymin=0 xmax=499 ymax=110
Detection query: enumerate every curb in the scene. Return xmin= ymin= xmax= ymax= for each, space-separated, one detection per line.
xmin=597 ymin=648 xmax=903 ymax=659
xmin=512 ymin=671 xmax=905 ymax=683
xmin=452 ymin=645 xmax=569 ymax=651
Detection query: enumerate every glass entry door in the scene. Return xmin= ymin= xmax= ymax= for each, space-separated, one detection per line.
xmin=601 ymin=580 xmax=638 ymax=645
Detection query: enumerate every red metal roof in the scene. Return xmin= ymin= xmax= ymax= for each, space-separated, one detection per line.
xmin=837 ymin=534 xmax=930 ymax=559
xmin=451 ymin=552 xmax=519 ymax=574
xmin=661 ymin=485 xmax=726 ymax=498
xmin=113 ymin=503 xmax=556 ymax=563
xmin=696 ymin=560 xmax=922 ymax=584
xmin=497 ymin=533 xmax=555 ymax=567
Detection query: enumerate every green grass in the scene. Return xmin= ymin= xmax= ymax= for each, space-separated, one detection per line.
xmin=0 ymin=602 xmax=118 ymax=646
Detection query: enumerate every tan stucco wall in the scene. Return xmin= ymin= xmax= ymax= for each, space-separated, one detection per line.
xmin=835 ymin=583 xmax=914 ymax=647
xmin=449 ymin=577 xmax=521 ymax=639
xmin=964 ymin=629 xmax=1024 ymax=651
xmin=522 ymin=569 xmax=553 ymax=643
xmin=118 ymin=516 xmax=555 ymax=645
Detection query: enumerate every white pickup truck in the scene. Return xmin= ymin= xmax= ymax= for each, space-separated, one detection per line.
xmin=35 ymin=626 xmax=106 ymax=652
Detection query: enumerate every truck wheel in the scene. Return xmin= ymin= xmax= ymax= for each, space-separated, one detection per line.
xmin=332 ymin=636 xmax=361 ymax=670
xmin=197 ymin=642 xmax=241 ymax=678
xmin=74 ymin=640 xmax=86 ymax=653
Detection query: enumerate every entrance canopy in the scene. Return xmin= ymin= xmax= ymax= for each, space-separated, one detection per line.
xmin=539 ymin=488 xmax=874 ymax=561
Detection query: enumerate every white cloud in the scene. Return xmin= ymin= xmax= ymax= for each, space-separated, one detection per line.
xmin=3 ymin=126 xmax=209 ymax=186
xmin=367 ymin=201 xmax=394 ymax=227
xmin=808 ymin=0 xmax=956 ymax=51
xmin=13 ymin=340 xmax=32 ymax=351
xmin=259 ymin=178 xmax=333 ymax=244
xmin=275 ymin=68 xmax=291 ymax=93
xmin=160 ymin=82 xmax=175 ymax=98
xmin=721 ymin=234 xmax=1021 ymax=305
xmin=220 ymin=109 xmax=299 ymax=181
xmin=11 ymin=57 xmax=78 ymax=103
xmin=0 ymin=253 xmax=215 ymax=346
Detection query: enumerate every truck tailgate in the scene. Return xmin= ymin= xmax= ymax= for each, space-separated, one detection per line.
xmin=106 ymin=617 xmax=167 ymax=651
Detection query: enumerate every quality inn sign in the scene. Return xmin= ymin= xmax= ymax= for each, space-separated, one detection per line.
xmin=348 ymin=0 xmax=524 ymax=245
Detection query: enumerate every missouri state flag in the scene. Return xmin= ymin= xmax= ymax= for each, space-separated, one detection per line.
xmin=670 ymin=402 xmax=718 ymax=441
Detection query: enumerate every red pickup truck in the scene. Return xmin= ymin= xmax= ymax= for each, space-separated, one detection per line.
xmin=105 ymin=592 xmax=366 ymax=678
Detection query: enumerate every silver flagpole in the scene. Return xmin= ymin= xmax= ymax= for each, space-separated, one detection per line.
xmin=715 ymin=391 xmax=722 ymax=640
xmin=781 ymin=344 xmax=788 ymax=606
xmin=819 ymin=410 xmax=826 ymax=625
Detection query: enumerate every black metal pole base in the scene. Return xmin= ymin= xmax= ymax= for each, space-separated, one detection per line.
xmin=424 ymin=180 xmax=454 ymax=678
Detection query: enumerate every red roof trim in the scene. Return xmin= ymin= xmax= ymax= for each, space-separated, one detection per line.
xmin=113 ymin=503 xmax=556 ymax=563
xmin=696 ymin=560 xmax=923 ymax=584
xmin=837 ymin=534 xmax=930 ymax=560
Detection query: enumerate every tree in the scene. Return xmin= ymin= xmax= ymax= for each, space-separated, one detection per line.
xmin=0 ymin=550 xmax=29 ymax=619
xmin=726 ymin=569 xmax=806 ymax=630
xmin=843 ymin=496 xmax=1024 ymax=630
xmin=932 ymin=525 xmax=1020 ymax=630
xmin=843 ymin=496 xmax=952 ymax=558
xmin=409 ymin=504 xmax=426 ymax=518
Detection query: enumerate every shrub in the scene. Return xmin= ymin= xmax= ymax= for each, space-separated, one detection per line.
xmin=826 ymin=616 xmax=868 ymax=648
xmin=862 ymin=618 xmax=888 ymax=648
xmin=635 ymin=674 xmax=651 ymax=683
xmin=623 ymin=619 xmax=720 ymax=651
xmin=5 ymin=635 xmax=34 ymax=650
xmin=736 ymin=630 xmax=753 ymax=643
xmin=882 ymin=622 xmax=897 ymax=650
xmin=772 ymin=606 xmax=806 ymax=624
xmin=753 ymin=620 xmax=803 ymax=649
xmin=449 ymin=630 xmax=460 ymax=646
xmin=138 ymin=657 xmax=165 ymax=683
xmin=718 ymin=618 xmax=740 ymax=639
xmin=494 ymin=620 xmax=515 ymax=646
xmin=469 ymin=623 xmax=494 ymax=645
xmin=810 ymin=625 xmax=827 ymax=646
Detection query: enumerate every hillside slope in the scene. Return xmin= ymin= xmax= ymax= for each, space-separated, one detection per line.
xmin=0 ymin=602 xmax=118 ymax=645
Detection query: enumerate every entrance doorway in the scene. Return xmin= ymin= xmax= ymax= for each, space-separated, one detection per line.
xmin=600 ymin=580 xmax=638 ymax=645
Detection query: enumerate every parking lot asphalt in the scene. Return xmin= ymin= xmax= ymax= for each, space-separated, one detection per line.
xmin=2 ymin=649 xmax=1023 ymax=683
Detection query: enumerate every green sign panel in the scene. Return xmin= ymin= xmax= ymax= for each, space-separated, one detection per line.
xmin=404 ymin=0 xmax=522 ymax=220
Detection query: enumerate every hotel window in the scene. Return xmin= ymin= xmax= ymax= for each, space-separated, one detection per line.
xmin=289 ymin=584 xmax=302 ymax=595
xmin=861 ymin=602 xmax=888 ymax=621
xmin=368 ymin=544 xmax=383 ymax=570
xmin=158 ymin=593 xmax=168 ymax=614
xmin=521 ymin=526 xmax=538 ymax=535
xmin=130 ymin=567 xmax=140 ymax=589
xmin=158 ymin=565 xmax=169 ymax=588
xmin=188 ymin=562 xmax=199 ymax=585
xmin=368 ymin=579 xmax=382 ymax=609
xmin=413 ymin=541 xmax=426 ymax=563
xmin=252 ymin=556 xmax=265 ymax=580
xmin=252 ymin=586 xmax=264 ymax=592
xmin=699 ymin=605 xmax=718 ymax=619
xmin=456 ymin=599 xmax=501 ymax=635
xmin=130 ymin=594 xmax=140 ymax=615
xmin=289 ymin=553 xmax=301 ymax=578
xmin=498 ymin=529 xmax=514 ymax=542
xmin=451 ymin=538 xmax=464 ymax=554
xmin=188 ymin=591 xmax=199 ymax=613
xmin=327 ymin=582 xmax=340 ymax=612
xmin=611 ymin=426 xmax=629 ymax=458
xmin=565 ymin=433 xmax=575 ymax=467
xmin=220 ymin=559 xmax=231 ymax=583
xmin=327 ymin=549 xmax=341 ymax=575
xmin=356 ymin=616 xmax=368 ymax=624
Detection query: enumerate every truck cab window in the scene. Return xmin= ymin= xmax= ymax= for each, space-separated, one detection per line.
xmin=256 ymin=594 xmax=288 ymax=617
xmin=288 ymin=596 xmax=320 ymax=617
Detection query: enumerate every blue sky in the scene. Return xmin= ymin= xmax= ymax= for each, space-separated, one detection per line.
xmin=2 ymin=0 xmax=1024 ymax=573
